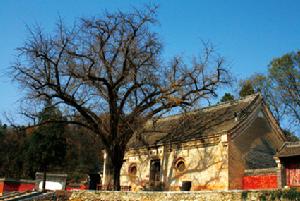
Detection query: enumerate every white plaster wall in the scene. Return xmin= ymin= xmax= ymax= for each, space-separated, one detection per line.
xmin=120 ymin=139 xmax=228 ymax=191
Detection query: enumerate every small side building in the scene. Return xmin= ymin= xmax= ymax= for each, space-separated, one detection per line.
xmin=101 ymin=94 xmax=286 ymax=191
xmin=274 ymin=142 xmax=300 ymax=189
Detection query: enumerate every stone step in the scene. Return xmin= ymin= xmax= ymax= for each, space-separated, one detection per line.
xmin=2 ymin=191 xmax=41 ymax=201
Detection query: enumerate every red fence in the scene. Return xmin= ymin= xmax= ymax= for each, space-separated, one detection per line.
xmin=243 ymin=174 xmax=277 ymax=190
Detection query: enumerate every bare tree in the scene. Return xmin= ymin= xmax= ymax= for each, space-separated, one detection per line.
xmin=11 ymin=7 xmax=230 ymax=190
xmin=268 ymin=52 xmax=300 ymax=131
xmin=247 ymin=74 xmax=286 ymax=124
xmin=246 ymin=52 xmax=300 ymax=134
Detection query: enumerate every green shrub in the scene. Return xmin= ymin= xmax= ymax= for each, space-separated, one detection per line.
xmin=282 ymin=188 xmax=300 ymax=201
xmin=258 ymin=188 xmax=300 ymax=201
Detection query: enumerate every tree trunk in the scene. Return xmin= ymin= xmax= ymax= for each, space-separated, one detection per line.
xmin=113 ymin=165 xmax=122 ymax=191
xmin=103 ymin=157 xmax=113 ymax=190
xmin=42 ymin=169 xmax=47 ymax=192
xmin=105 ymin=145 xmax=125 ymax=191
xmin=111 ymin=151 xmax=124 ymax=191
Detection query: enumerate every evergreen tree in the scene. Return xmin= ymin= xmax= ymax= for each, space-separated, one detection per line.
xmin=220 ymin=93 xmax=234 ymax=102
xmin=283 ymin=129 xmax=299 ymax=142
xmin=26 ymin=103 xmax=66 ymax=191
xmin=239 ymin=80 xmax=255 ymax=97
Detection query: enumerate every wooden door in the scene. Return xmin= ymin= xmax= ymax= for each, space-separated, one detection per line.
xmin=286 ymin=163 xmax=300 ymax=186
xmin=150 ymin=159 xmax=161 ymax=188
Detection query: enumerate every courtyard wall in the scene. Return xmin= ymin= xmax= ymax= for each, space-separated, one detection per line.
xmin=69 ymin=190 xmax=300 ymax=201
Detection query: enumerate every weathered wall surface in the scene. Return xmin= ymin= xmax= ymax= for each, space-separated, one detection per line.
xmin=68 ymin=190 xmax=278 ymax=201
xmin=120 ymin=137 xmax=228 ymax=191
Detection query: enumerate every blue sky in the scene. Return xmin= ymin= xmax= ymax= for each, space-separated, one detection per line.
xmin=0 ymin=0 xmax=300 ymax=124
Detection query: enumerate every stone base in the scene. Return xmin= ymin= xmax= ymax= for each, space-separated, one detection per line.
xmin=69 ymin=190 xmax=273 ymax=201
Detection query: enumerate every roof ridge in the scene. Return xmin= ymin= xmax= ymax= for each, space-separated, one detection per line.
xmin=156 ymin=93 xmax=261 ymax=122
xmin=201 ymin=93 xmax=260 ymax=112
xmin=286 ymin=141 xmax=300 ymax=147
xmin=277 ymin=142 xmax=287 ymax=153
xmin=129 ymin=93 xmax=262 ymax=149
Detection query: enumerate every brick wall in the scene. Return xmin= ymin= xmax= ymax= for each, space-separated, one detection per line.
xmin=228 ymin=114 xmax=283 ymax=190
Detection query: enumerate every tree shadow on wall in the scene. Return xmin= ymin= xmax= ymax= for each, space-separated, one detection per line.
xmin=162 ymin=143 xmax=227 ymax=191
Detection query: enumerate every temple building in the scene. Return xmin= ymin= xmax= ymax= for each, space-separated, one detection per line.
xmin=102 ymin=94 xmax=287 ymax=191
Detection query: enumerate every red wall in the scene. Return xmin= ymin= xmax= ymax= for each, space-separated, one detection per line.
xmin=0 ymin=180 xmax=35 ymax=193
xmin=3 ymin=182 xmax=35 ymax=192
xmin=66 ymin=184 xmax=87 ymax=191
xmin=243 ymin=174 xmax=277 ymax=190
xmin=0 ymin=181 xmax=4 ymax=194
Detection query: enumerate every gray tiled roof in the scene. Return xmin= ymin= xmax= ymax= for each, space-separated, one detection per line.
xmin=276 ymin=142 xmax=300 ymax=157
xmin=127 ymin=94 xmax=261 ymax=149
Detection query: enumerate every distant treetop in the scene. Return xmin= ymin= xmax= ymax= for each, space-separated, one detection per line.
xmin=220 ymin=93 xmax=234 ymax=102
xmin=239 ymin=80 xmax=255 ymax=98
